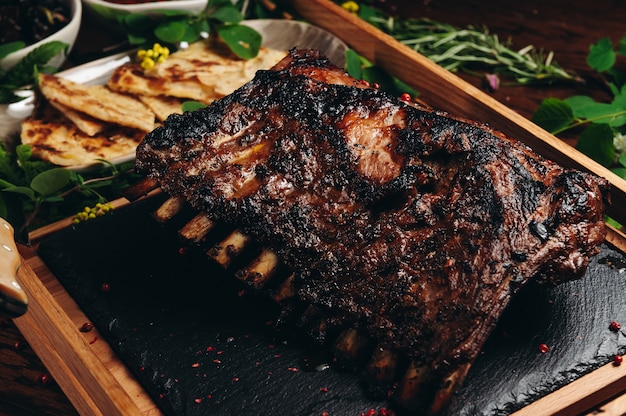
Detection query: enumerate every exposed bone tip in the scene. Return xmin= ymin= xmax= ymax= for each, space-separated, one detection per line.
xmin=427 ymin=362 xmax=472 ymax=416
xmin=124 ymin=177 xmax=160 ymax=201
xmin=153 ymin=196 xmax=186 ymax=223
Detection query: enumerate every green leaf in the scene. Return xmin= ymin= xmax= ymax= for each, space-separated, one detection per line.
xmin=41 ymin=195 xmax=65 ymax=203
xmin=211 ymin=0 xmax=235 ymax=6
xmin=575 ymin=123 xmax=615 ymax=167
xmin=0 ymin=88 xmax=21 ymax=104
xmin=606 ymin=216 xmax=622 ymax=229
xmin=391 ymin=76 xmax=419 ymax=99
xmin=564 ymin=97 xmax=626 ymax=127
xmin=211 ymin=6 xmax=244 ymax=23
xmin=3 ymin=186 xmax=35 ymax=200
xmin=16 ymin=144 xmax=52 ymax=182
xmin=610 ymin=93 xmax=626 ymax=126
xmin=618 ymin=36 xmax=626 ymax=57
xmin=3 ymin=41 xmax=68 ymax=90
xmin=179 ymin=21 xmax=204 ymax=43
xmin=563 ymin=95 xmax=596 ymax=116
xmin=358 ymin=4 xmax=379 ymax=21
xmin=612 ymin=166 xmax=626 ymax=179
xmin=618 ymin=153 xmax=626 ymax=168
xmin=154 ymin=20 xmax=188 ymax=43
xmin=361 ymin=65 xmax=418 ymax=97
xmin=87 ymin=180 xmax=113 ymax=189
xmin=531 ymin=98 xmax=574 ymax=133
xmin=151 ymin=9 xmax=191 ymax=17
xmin=587 ymin=37 xmax=616 ymax=72
xmin=0 ymin=42 xmax=24 ymax=59
xmin=122 ymin=13 xmax=156 ymax=32
xmin=345 ymin=49 xmax=364 ymax=80
xmin=216 ymin=24 xmax=261 ymax=59
xmin=197 ymin=20 xmax=210 ymax=34
xmin=127 ymin=33 xmax=148 ymax=46
xmin=0 ymin=145 xmax=24 ymax=185
xmin=613 ymin=84 xmax=626 ymax=104
xmin=90 ymin=3 xmax=125 ymax=20
xmin=182 ymin=101 xmax=207 ymax=112
xmin=0 ymin=178 xmax=16 ymax=189
xmin=30 ymin=168 xmax=72 ymax=196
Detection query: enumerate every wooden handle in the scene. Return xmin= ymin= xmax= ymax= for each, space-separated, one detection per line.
xmin=0 ymin=219 xmax=27 ymax=317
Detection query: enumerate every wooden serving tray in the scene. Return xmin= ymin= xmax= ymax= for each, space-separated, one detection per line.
xmin=10 ymin=0 xmax=626 ymax=414
xmin=14 ymin=197 xmax=159 ymax=416
xmin=11 ymin=206 xmax=626 ymax=416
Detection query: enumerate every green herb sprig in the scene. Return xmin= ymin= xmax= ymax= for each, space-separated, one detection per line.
xmin=0 ymin=144 xmax=140 ymax=234
xmin=93 ymin=0 xmax=268 ymax=59
xmin=344 ymin=49 xmax=418 ymax=98
xmin=346 ymin=1 xmax=579 ymax=87
xmin=532 ymin=36 xmax=626 ymax=170
xmin=0 ymin=40 xmax=68 ymax=104
xmin=531 ymin=36 xmax=626 ymax=229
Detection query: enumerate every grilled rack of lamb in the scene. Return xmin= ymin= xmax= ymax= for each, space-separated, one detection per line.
xmin=131 ymin=49 xmax=610 ymax=415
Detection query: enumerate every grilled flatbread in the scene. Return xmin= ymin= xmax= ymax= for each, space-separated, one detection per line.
xmin=21 ymin=99 xmax=144 ymax=167
xmin=108 ymin=64 xmax=219 ymax=104
xmin=138 ymin=95 xmax=184 ymax=122
xmin=48 ymin=101 xmax=108 ymax=136
xmin=22 ymin=40 xmax=287 ymax=167
xmin=107 ymin=40 xmax=287 ymax=104
xmin=38 ymin=73 xmax=156 ymax=132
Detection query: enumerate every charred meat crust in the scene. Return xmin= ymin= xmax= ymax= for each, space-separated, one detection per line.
xmin=135 ymin=48 xmax=609 ymax=413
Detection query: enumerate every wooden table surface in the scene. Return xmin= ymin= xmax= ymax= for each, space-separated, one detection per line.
xmin=1 ymin=0 xmax=624 ymax=414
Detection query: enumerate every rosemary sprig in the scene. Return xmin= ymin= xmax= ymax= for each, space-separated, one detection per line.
xmin=353 ymin=3 xmax=581 ymax=86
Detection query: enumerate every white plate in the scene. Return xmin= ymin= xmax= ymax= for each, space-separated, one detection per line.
xmin=243 ymin=19 xmax=348 ymax=67
xmin=7 ymin=19 xmax=349 ymax=172
xmin=82 ymin=0 xmax=207 ymax=16
xmin=6 ymin=52 xmax=135 ymax=173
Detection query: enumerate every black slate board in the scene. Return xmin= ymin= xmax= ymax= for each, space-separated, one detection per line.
xmin=37 ymin=195 xmax=626 ymax=415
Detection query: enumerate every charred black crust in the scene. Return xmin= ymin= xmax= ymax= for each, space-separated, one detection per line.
xmin=135 ymin=48 xmax=610 ymax=413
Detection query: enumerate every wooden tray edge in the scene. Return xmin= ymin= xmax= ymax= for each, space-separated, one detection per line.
xmin=14 ymin=244 xmax=159 ymax=416
xmin=512 ymin=358 xmax=626 ymax=416
xmin=13 ymin=2 xmax=626 ymax=410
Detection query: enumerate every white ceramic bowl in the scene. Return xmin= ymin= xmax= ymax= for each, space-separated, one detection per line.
xmin=0 ymin=0 xmax=82 ymax=71
xmin=1 ymin=0 xmax=82 ymax=142
xmin=82 ymin=0 xmax=207 ymax=19
xmin=243 ymin=19 xmax=348 ymax=68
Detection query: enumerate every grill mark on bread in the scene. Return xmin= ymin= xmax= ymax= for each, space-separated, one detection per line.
xmin=38 ymin=73 xmax=156 ymax=132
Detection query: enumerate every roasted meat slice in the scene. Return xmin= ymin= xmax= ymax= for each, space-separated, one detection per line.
xmin=135 ymin=49 xmax=609 ymax=414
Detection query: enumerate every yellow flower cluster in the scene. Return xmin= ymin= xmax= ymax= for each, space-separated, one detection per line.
xmin=73 ymin=203 xmax=114 ymax=224
xmin=341 ymin=1 xmax=359 ymax=13
xmin=137 ymin=43 xmax=170 ymax=70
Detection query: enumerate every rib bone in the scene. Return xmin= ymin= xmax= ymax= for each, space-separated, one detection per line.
xmin=153 ymin=196 xmax=186 ymax=223
xmin=428 ymin=363 xmax=471 ymax=416
xmin=235 ymin=248 xmax=279 ymax=288
xmin=365 ymin=346 xmax=401 ymax=390
xmin=392 ymin=360 xmax=432 ymax=413
xmin=207 ymin=230 xmax=250 ymax=268
xmin=124 ymin=177 xmax=160 ymax=201
xmin=272 ymin=273 xmax=296 ymax=302
xmin=179 ymin=212 xmax=215 ymax=243
xmin=333 ymin=328 xmax=373 ymax=367
xmin=152 ymin=197 xmax=471 ymax=414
